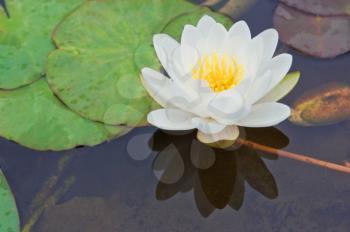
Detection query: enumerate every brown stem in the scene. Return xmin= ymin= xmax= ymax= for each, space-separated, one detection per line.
xmin=237 ymin=138 xmax=350 ymax=174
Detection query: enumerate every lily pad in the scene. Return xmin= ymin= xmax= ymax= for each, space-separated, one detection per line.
xmin=290 ymin=83 xmax=350 ymax=126
xmin=273 ymin=4 xmax=350 ymax=58
xmin=0 ymin=169 xmax=19 ymax=232
xmin=0 ymin=0 xmax=82 ymax=89
xmin=279 ymin=0 xmax=350 ymax=16
xmin=46 ymin=0 xmax=232 ymax=126
xmin=0 ymin=79 xmax=125 ymax=151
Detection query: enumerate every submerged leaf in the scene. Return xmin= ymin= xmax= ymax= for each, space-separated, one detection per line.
xmin=0 ymin=169 xmax=19 ymax=232
xmin=0 ymin=79 xmax=126 ymax=151
xmin=200 ymin=0 xmax=257 ymax=18
xmin=279 ymin=0 xmax=350 ymax=16
xmin=46 ymin=0 xmax=232 ymax=126
xmin=0 ymin=0 xmax=82 ymax=89
xmin=273 ymin=4 xmax=350 ymax=58
xmin=290 ymin=83 xmax=350 ymax=126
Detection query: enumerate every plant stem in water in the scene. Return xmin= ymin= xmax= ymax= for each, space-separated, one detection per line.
xmin=237 ymin=138 xmax=350 ymax=174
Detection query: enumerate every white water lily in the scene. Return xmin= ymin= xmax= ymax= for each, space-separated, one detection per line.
xmin=141 ymin=15 xmax=294 ymax=144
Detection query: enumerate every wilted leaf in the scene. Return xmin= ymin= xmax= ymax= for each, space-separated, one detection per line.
xmin=290 ymin=83 xmax=350 ymax=126
xmin=0 ymin=169 xmax=19 ymax=232
xmin=273 ymin=4 xmax=350 ymax=58
xmin=0 ymin=0 xmax=82 ymax=89
xmin=279 ymin=0 xmax=350 ymax=16
xmin=0 ymin=79 xmax=126 ymax=151
xmin=46 ymin=0 xmax=232 ymax=126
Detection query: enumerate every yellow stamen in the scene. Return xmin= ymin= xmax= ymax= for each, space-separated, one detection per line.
xmin=192 ymin=51 xmax=244 ymax=92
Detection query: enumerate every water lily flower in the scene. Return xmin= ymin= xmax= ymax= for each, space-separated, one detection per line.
xmin=141 ymin=15 xmax=294 ymax=144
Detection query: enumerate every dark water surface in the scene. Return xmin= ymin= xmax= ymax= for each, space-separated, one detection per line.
xmin=1 ymin=0 xmax=350 ymax=231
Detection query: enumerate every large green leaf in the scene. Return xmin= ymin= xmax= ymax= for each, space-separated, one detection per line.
xmin=0 ymin=0 xmax=82 ymax=89
xmin=0 ymin=79 xmax=125 ymax=151
xmin=46 ymin=0 xmax=232 ymax=126
xmin=0 ymin=169 xmax=19 ymax=232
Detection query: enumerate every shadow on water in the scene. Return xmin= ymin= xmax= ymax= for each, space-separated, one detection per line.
xmin=149 ymin=127 xmax=289 ymax=217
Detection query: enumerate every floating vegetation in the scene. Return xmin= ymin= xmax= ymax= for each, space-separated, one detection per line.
xmin=280 ymin=0 xmax=350 ymax=16
xmin=0 ymin=0 xmax=82 ymax=89
xmin=290 ymin=83 xmax=350 ymax=126
xmin=274 ymin=3 xmax=350 ymax=58
xmin=0 ymin=169 xmax=19 ymax=232
xmin=0 ymin=79 xmax=126 ymax=151
xmin=46 ymin=0 xmax=231 ymax=126
xmin=0 ymin=0 xmax=229 ymax=150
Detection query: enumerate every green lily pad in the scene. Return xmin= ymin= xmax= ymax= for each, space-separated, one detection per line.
xmin=0 ymin=169 xmax=19 ymax=232
xmin=46 ymin=0 xmax=232 ymax=126
xmin=0 ymin=0 xmax=82 ymax=89
xmin=0 ymin=79 xmax=126 ymax=151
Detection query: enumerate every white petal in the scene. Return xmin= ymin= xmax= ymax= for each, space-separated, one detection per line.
xmin=141 ymin=68 xmax=171 ymax=107
xmin=141 ymin=68 xmax=200 ymax=110
xmin=196 ymin=15 xmax=217 ymax=37
xmin=197 ymin=125 xmax=240 ymax=144
xmin=259 ymin=71 xmax=300 ymax=103
xmin=189 ymin=78 xmax=212 ymax=94
xmin=228 ymin=21 xmax=251 ymax=40
xmin=226 ymin=35 xmax=247 ymax=59
xmin=148 ymin=109 xmax=196 ymax=131
xmin=237 ymin=103 xmax=291 ymax=127
xmin=234 ymin=78 xmax=252 ymax=95
xmin=241 ymin=35 xmax=264 ymax=79
xmin=191 ymin=117 xmax=226 ymax=134
xmin=254 ymin=29 xmax=279 ymax=63
xmin=207 ymin=90 xmax=244 ymax=124
xmin=245 ymin=70 xmax=272 ymax=105
xmin=265 ymin=54 xmax=293 ymax=92
xmin=153 ymin=34 xmax=180 ymax=76
xmin=204 ymin=23 xmax=228 ymax=54
xmin=170 ymin=44 xmax=199 ymax=80
xmin=181 ymin=25 xmax=203 ymax=49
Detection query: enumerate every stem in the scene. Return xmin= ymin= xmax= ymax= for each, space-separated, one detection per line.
xmin=22 ymin=177 xmax=76 ymax=232
xmin=237 ymin=138 xmax=350 ymax=174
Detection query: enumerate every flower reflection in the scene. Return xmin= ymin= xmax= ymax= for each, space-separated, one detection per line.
xmin=149 ymin=127 xmax=289 ymax=217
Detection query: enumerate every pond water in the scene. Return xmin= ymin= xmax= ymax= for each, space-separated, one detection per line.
xmin=1 ymin=0 xmax=350 ymax=231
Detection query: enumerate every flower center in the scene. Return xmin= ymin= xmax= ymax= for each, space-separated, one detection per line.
xmin=192 ymin=52 xmax=244 ymax=93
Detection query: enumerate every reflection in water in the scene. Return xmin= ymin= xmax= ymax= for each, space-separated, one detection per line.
xmin=149 ymin=128 xmax=290 ymax=217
